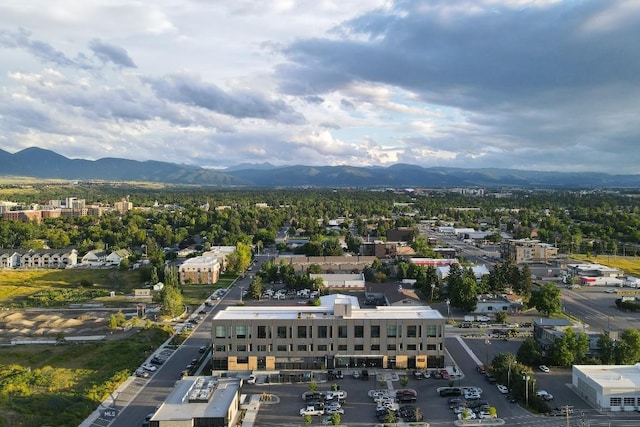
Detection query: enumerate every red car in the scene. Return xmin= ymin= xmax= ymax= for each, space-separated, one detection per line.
xmin=440 ymin=369 xmax=450 ymax=379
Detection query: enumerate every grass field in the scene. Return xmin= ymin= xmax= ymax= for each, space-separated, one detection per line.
xmin=0 ymin=269 xmax=142 ymax=307
xmin=572 ymin=254 xmax=640 ymax=277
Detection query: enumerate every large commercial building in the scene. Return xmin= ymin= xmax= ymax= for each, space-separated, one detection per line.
xmin=573 ymin=364 xmax=640 ymax=411
xmin=500 ymin=239 xmax=558 ymax=264
xmin=210 ymin=294 xmax=446 ymax=372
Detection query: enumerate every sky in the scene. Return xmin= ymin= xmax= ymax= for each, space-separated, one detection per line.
xmin=1 ymin=0 xmax=639 ymax=174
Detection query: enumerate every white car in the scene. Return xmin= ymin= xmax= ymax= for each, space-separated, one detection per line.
xmin=246 ymin=374 xmax=256 ymax=384
xmin=457 ymin=410 xmax=477 ymax=420
xmin=325 ymin=407 xmax=344 ymax=415
xmin=536 ymin=390 xmax=554 ymax=401
xmin=478 ymin=410 xmax=497 ymax=419
xmin=141 ymin=363 xmax=157 ymax=372
xmin=539 ymin=365 xmax=550 ymax=373
xmin=496 ymin=384 xmax=509 ymax=394
xmin=464 ymin=391 xmax=481 ymax=400
xmin=605 ymin=288 xmax=617 ymax=294
xmin=300 ymin=406 xmax=324 ymax=416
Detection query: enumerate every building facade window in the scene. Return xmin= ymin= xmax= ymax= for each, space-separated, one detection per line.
xmin=338 ymin=325 xmax=348 ymax=338
xmin=277 ymin=326 xmax=287 ymax=339
xmin=338 ymin=344 xmax=347 ymax=352
xmin=215 ymin=344 xmax=225 ymax=352
xmin=237 ymin=344 xmax=247 ymax=352
xmin=407 ymin=344 xmax=417 ymax=351
xmin=355 ymin=344 xmax=364 ymax=351
xmin=387 ymin=325 xmax=397 ymax=338
xmin=371 ymin=325 xmax=380 ymax=338
xmin=354 ymin=325 xmax=364 ymax=338
xmin=426 ymin=324 xmax=437 ymax=337
xmin=407 ymin=325 xmax=417 ymax=338
xmin=298 ymin=325 xmax=307 ymax=339
xmin=318 ymin=344 xmax=328 ymax=351
xmin=610 ymin=397 xmax=622 ymax=407
xmin=236 ymin=325 xmax=247 ymax=338
xmin=318 ymin=325 xmax=328 ymax=338
xmin=277 ymin=345 xmax=287 ymax=352
xmin=387 ymin=344 xmax=397 ymax=351
xmin=257 ymin=345 xmax=267 ymax=352
xmin=623 ymin=397 xmax=635 ymax=406
xmin=215 ymin=325 xmax=226 ymax=338
xmin=297 ymin=344 xmax=307 ymax=351
xmin=257 ymin=325 xmax=268 ymax=339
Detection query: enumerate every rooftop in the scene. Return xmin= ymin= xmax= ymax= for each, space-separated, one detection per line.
xmin=574 ymin=364 xmax=640 ymax=389
xmin=212 ymin=293 xmax=444 ymax=321
xmin=151 ymin=376 xmax=239 ymax=422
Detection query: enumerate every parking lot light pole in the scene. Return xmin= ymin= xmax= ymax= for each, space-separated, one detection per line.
xmin=523 ymin=374 xmax=530 ymax=407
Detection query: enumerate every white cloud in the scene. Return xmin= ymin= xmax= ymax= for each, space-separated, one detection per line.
xmin=0 ymin=0 xmax=638 ymax=174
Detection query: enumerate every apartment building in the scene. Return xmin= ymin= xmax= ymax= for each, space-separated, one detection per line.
xmin=210 ymin=294 xmax=446 ymax=372
xmin=179 ymin=256 xmax=221 ymax=285
xmin=500 ymin=238 xmax=558 ymax=263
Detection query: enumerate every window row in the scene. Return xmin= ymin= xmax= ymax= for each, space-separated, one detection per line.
xmin=214 ymin=324 xmax=441 ymax=339
xmin=610 ymin=397 xmax=638 ymax=407
xmin=214 ymin=343 xmax=441 ymax=353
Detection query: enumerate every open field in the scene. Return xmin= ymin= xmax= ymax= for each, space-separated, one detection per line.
xmin=0 ymin=269 xmax=142 ymax=307
xmin=0 ymin=326 xmax=172 ymax=427
xmin=572 ymin=254 xmax=640 ymax=277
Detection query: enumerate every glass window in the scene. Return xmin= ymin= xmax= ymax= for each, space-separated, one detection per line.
xmin=318 ymin=344 xmax=328 ymax=351
xmin=298 ymin=325 xmax=307 ymax=339
xmin=257 ymin=325 xmax=268 ymax=339
xmin=407 ymin=325 xmax=417 ymax=338
xmin=215 ymin=344 xmax=225 ymax=352
xmin=257 ymin=345 xmax=267 ymax=352
xmin=387 ymin=344 xmax=396 ymax=351
xmin=338 ymin=344 xmax=347 ymax=351
xmin=407 ymin=344 xmax=417 ymax=351
xmin=318 ymin=325 xmax=328 ymax=338
xmin=623 ymin=397 xmax=635 ymax=406
xmin=277 ymin=345 xmax=287 ymax=352
xmin=236 ymin=325 xmax=247 ymax=338
xmin=371 ymin=325 xmax=380 ymax=338
xmin=297 ymin=344 xmax=307 ymax=351
xmin=215 ymin=325 xmax=226 ymax=338
xmin=338 ymin=325 xmax=348 ymax=338
xmin=354 ymin=325 xmax=364 ymax=338
xmin=277 ymin=326 xmax=287 ymax=339
xmin=371 ymin=344 xmax=380 ymax=351
xmin=387 ymin=325 xmax=397 ymax=338
xmin=426 ymin=344 xmax=436 ymax=350
xmin=355 ymin=344 xmax=364 ymax=351
xmin=237 ymin=344 xmax=247 ymax=352
xmin=426 ymin=325 xmax=437 ymax=337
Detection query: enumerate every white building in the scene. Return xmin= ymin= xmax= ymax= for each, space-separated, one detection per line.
xmin=178 ymin=256 xmax=221 ymax=284
xmin=573 ymin=364 xmax=640 ymax=411
xmin=309 ymin=273 xmax=365 ymax=290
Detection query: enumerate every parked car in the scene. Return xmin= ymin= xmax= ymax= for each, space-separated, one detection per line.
xmin=299 ymin=406 xmax=324 ymax=416
xmin=440 ymin=369 xmax=450 ymax=379
xmin=325 ymin=407 xmax=344 ymax=415
xmin=150 ymin=357 xmax=164 ymax=365
xmin=496 ymin=384 xmax=509 ymax=394
xmin=141 ymin=363 xmax=157 ymax=372
xmin=135 ymin=369 xmax=150 ymax=378
xmin=539 ymin=365 xmax=550 ymax=373
xmin=246 ymin=374 xmax=256 ymax=384
xmin=536 ymin=390 xmax=554 ymax=401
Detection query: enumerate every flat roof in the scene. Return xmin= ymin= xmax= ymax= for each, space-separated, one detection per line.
xmin=212 ymin=295 xmax=444 ymax=321
xmin=574 ymin=364 xmax=640 ymax=389
xmin=151 ymin=376 xmax=239 ymax=421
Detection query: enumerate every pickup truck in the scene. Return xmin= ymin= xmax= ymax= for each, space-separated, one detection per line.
xmin=299 ymin=406 xmax=324 ymax=416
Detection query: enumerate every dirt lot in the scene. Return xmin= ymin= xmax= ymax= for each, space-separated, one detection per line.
xmin=0 ymin=308 xmax=140 ymax=343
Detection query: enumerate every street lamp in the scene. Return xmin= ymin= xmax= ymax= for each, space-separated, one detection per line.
xmin=507 ymin=359 xmax=514 ymax=390
xmin=523 ymin=374 xmax=530 ymax=407
xmin=446 ymin=299 xmax=451 ymax=320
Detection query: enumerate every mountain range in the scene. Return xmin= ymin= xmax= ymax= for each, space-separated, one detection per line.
xmin=1 ymin=147 xmax=639 ymax=188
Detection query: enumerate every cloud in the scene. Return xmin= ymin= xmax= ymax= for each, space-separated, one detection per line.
xmin=145 ymin=73 xmax=305 ymax=124
xmin=0 ymin=28 xmax=77 ymax=67
xmin=88 ymin=39 xmax=136 ymax=68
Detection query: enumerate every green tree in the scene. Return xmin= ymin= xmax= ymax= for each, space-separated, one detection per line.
xmin=496 ymin=311 xmax=509 ymax=324
xmin=598 ymin=333 xmax=615 ymax=364
xmin=528 ymin=283 xmax=562 ymax=316
xmin=614 ymin=329 xmax=640 ymax=364
xmin=449 ymin=265 xmax=477 ymax=312
xmin=517 ymin=337 xmax=542 ymax=366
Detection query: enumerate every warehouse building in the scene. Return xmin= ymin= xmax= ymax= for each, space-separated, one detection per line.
xmin=573 ymin=364 xmax=640 ymax=412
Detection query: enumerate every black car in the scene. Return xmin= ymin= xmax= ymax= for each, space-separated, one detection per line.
xmin=150 ymin=357 xmax=164 ymax=365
